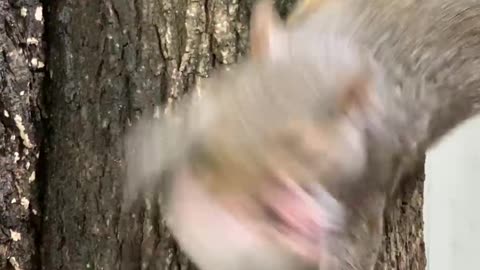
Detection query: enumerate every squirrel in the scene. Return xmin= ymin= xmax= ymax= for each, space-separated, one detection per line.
xmin=124 ymin=0 xmax=480 ymax=269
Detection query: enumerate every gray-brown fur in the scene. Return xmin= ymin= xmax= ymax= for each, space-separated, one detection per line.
xmin=125 ymin=1 xmax=480 ymax=270
xmin=288 ymin=0 xmax=480 ymax=209
xmin=283 ymin=0 xmax=480 ymax=268
xmin=300 ymin=0 xmax=480 ymax=153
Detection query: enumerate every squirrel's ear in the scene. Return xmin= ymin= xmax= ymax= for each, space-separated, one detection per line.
xmin=338 ymin=69 xmax=376 ymax=116
xmin=322 ymin=40 xmax=384 ymax=121
xmin=249 ymin=0 xmax=288 ymax=62
xmin=335 ymin=51 xmax=385 ymax=127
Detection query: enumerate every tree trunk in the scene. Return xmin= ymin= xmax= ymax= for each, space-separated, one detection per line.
xmin=38 ymin=0 xmax=426 ymax=270
xmin=0 ymin=1 xmax=45 ymax=269
xmin=375 ymin=160 xmax=426 ymax=270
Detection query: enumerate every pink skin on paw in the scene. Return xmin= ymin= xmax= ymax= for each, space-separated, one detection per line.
xmin=259 ymin=170 xmax=326 ymax=261
xmin=168 ymin=168 xmax=328 ymax=265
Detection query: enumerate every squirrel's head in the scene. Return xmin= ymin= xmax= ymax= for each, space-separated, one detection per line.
xmin=125 ymin=1 xmax=390 ymax=270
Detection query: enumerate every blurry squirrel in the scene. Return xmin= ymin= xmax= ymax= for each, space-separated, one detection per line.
xmin=124 ymin=0 xmax=480 ymax=269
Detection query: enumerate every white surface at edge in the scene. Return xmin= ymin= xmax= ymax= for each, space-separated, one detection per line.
xmin=424 ymin=114 xmax=480 ymax=270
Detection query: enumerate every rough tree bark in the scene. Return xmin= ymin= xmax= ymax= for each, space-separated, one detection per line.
xmin=375 ymin=160 xmax=426 ymax=270
xmin=38 ymin=0 xmax=425 ymax=270
xmin=0 ymin=1 xmax=45 ymax=269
